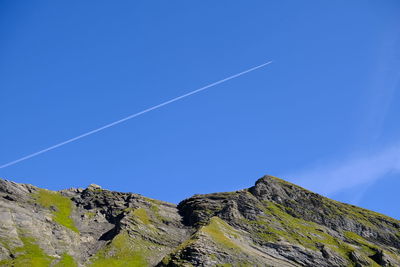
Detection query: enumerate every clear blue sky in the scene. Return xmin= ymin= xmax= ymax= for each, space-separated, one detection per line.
xmin=1 ymin=1 xmax=400 ymax=218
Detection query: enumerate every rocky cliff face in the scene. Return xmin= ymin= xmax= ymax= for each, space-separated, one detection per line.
xmin=0 ymin=175 xmax=399 ymax=266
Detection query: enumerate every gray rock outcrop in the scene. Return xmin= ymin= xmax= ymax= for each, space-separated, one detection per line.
xmin=0 ymin=175 xmax=399 ymax=266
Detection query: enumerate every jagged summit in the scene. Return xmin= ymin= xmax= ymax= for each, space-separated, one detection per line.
xmin=0 ymin=175 xmax=399 ymax=266
xmin=87 ymin=184 xmax=102 ymax=190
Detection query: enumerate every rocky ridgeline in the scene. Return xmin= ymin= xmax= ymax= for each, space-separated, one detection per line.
xmin=0 ymin=175 xmax=399 ymax=266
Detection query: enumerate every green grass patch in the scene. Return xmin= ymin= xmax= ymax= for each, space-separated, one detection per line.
xmin=34 ymin=189 xmax=79 ymax=233
xmin=133 ymin=208 xmax=151 ymax=225
xmin=89 ymin=232 xmax=148 ymax=267
xmin=54 ymin=253 xmax=78 ymax=267
xmin=201 ymin=217 xmax=239 ymax=250
xmin=344 ymin=231 xmax=381 ymax=256
xmin=0 ymin=236 xmax=53 ymax=267
xmin=245 ymin=201 xmax=354 ymax=260
xmin=142 ymin=197 xmax=173 ymax=223
xmin=149 ymin=204 xmax=161 ymax=220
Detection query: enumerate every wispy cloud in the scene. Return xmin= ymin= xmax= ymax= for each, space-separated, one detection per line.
xmin=359 ymin=29 xmax=400 ymax=143
xmin=286 ymin=143 xmax=400 ymax=197
xmin=288 ymin=30 xmax=400 ymax=201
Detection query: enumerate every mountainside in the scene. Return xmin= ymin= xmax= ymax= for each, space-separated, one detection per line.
xmin=0 ymin=175 xmax=399 ymax=267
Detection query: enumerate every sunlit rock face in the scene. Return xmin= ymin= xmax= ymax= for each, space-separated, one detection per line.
xmin=0 ymin=175 xmax=399 ymax=266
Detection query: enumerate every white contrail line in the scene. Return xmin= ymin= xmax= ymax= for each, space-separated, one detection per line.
xmin=0 ymin=61 xmax=273 ymax=169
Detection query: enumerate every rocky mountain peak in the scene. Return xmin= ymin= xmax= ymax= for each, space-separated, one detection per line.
xmin=0 ymin=176 xmax=399 ymax=266
xmin=87 ymin=184 xmax=102 ymax=190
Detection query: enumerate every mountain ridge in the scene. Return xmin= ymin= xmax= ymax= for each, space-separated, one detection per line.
xmin=0 ymin=175 xmax=399 ymax=266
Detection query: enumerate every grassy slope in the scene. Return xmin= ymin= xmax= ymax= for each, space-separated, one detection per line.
xmin=34 ymin=189 xmax=79 ymax=233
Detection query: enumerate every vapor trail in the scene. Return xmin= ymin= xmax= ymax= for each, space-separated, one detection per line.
xmin=0 ymin=61 xmax=272 ymax=169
